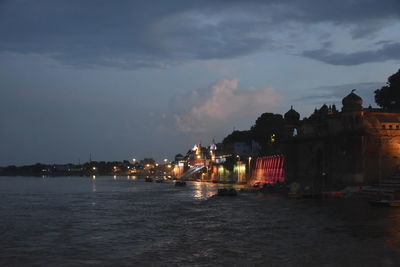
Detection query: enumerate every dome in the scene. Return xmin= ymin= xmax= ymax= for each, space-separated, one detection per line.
xmin=342 ymin=90 xmax=363 ymax=112
xmin=284 ymin=106 xmax=300 ymax=124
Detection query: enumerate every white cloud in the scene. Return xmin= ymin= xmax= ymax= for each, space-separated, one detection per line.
xmin=171 ymin=79 xmax=281 ymax=132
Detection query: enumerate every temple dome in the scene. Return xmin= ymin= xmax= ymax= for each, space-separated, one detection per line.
xmin=342 ymin=90 xmax=363 ymax=112
xmin=284 ymin=106 xmax=300 ymax=124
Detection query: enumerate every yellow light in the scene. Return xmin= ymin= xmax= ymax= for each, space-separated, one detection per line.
xmin=92 ymin=167 xmax=96 ymax=170
xmin=167 ymin=165 xmax=171 ymax=168
xmin=271 ymin=133 xmax=276 ymax=143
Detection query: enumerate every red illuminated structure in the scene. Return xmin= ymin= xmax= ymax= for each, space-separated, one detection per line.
xmin=252 ymin=155 xmax=285 ymax=185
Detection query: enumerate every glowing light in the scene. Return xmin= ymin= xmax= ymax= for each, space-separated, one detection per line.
xmin=113 ymin=175 xmax=117 ymax=179
xmin=251 ymin=155 xmax=285 ymax=185
xmin=167 ymin=165 xmax=171 ymax=168
xmin=92 ymin=175 xmax=96 ymax=179
xmin=92 ymin=167 xmax=96 ymax=170
xmin=270 ymin=133 xmax=276 ymax=143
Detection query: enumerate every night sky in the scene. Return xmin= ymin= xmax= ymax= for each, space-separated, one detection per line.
xmin=1 ymin=0 xmax=399 ymax=165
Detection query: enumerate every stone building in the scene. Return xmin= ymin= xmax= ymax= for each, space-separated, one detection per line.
xmin=282 ymin=91 xmax=400 ymax=191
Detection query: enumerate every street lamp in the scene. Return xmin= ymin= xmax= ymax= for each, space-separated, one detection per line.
xmin=248 ymin=157 xmax=252 ymax=179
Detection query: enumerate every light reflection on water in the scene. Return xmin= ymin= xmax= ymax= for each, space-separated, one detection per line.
xmin=0 ymin=176 xmax=399 ymax=266
xmin=192 ymin=181 xmax=216 ymax=200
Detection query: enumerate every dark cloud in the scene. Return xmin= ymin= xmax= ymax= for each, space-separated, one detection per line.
xmin=0 ymin=0 xmax=399 ymax=68
xmin=303 ymin=42 xmax=400 ymax=66
xmin=294 ymin=82 xmax=384 ymax=106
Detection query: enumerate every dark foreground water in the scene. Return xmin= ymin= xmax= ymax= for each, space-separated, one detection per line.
xmin=0 ymin=176 xmax=400 ymax=266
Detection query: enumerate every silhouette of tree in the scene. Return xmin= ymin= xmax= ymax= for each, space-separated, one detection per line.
xmin=251 ymin=112 xmax=285 ymax=148
xmin=375 ymin=69 xmax=400 ymax=110
xmin=222 ymin=130 xmax=252 ymax=145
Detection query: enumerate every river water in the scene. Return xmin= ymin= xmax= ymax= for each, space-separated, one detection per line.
xmin=0 ymin=176 xmax=399 ymax=266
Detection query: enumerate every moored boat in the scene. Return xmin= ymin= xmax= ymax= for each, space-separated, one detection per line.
xmin=369 ymin=199 xmax=400 ymax=207
xmin=217 ymin=188 xmax=237 ymax=196
xmin=174 ymin=180 xmax=186 ymax=186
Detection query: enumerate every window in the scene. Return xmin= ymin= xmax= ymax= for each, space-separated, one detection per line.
xmin=382 ymin=125 xmax=386 ymax=129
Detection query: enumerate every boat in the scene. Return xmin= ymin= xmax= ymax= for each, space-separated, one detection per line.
xmin=217 ymin=188 xmax=237 ymax=196
xmin=155 ymin=178 xmax=164 ymax=183
xmin=174 ymin=180 xmax=186 ymax=186
xmin=145 ymin=177 xmax=153 ymax=182
xmin=369 ymin=199 xmax=400 ymax=207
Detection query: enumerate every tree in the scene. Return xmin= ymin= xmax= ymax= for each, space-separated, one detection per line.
xmin=222 ymin=130 xmax=252 ymax=146
xmin=251 ymin=112 xmax=285 ymax=150
xmin=375 ymin=69 xmax=400 ymax=110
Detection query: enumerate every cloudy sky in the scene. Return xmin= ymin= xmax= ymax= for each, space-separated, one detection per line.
xmin=1 ymin=0 xmax=399 ymax=165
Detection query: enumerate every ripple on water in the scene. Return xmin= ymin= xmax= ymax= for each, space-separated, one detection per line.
xmin=0 ymin=176 xmax=400 ymax=266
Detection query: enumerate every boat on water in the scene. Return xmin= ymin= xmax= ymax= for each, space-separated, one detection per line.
xmin=288 ymin=192 xmax=323 ymax=199
xmin=217 ymin=188 xmax=237 ymax=196
xmin=369 ymin=199 xmax=400 ymax=207
xmin=155 ymin=178 xmax=164 ymax=183
xmin=174 ymin=180 xmax=186 ymax=186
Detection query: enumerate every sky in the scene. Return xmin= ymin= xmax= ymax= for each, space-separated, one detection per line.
xmin=0 ymin=0 xmax=400 ymax=165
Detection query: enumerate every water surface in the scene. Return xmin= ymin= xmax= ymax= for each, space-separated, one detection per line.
xmin=0 ymin=176 xmax=399 ymax=266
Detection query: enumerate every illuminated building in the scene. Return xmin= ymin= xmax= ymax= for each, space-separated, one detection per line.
xmin=283 ymin=91 xmax=400 ymax=191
